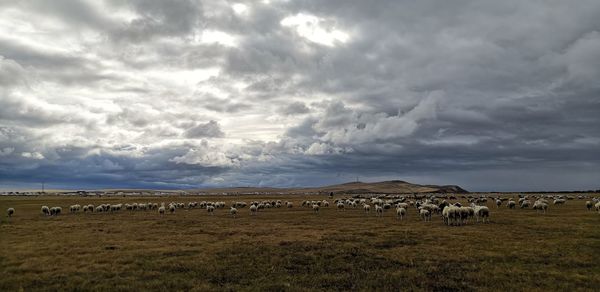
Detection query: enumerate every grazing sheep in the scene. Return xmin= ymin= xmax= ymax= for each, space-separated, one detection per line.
xmin=7 ymin=208 xmax=15 ymax=217
xmin=533 ymin=200 xmax=548 ymax=213
xmin=206 ymin=205 xmax=214 ymax=215
xmin=323 ymin=200 xmax=330 ymax=207
xmin=286 ymin=202 xmax=293 ymax=208
xmin=95 ymin=206 xmax=103 ymax=213
xmin=442 ymin=205 xmax=459 ymax=226
xmin=553 ymin=199 xmax=566 ymax=206
xmin=596 ymin=202 xmax=600 ymax=213
xmin=375 ymin=205 xmax=383 ymax=217
xmin=397 ymin=203 xmax=409 ymax=209
xmin=507 ymin=200 xmax=516 ymax=209
xmin=87 ymin=204 xmax=94 ymax=212
xmin=419 ymin=209 xmax=431 ymax=221
xmin=458 ymin=207 xmax=474 ymax=225
xmin=312 ymin=204 xmax=320 ymax=213
xmin=396 ymin=207 xmax=406 ymax=220
xmin=41 ymin=206 xmax=50 ymax=216
xmin=250 ymin=204 xmax=258 ymax=215
xmin=495 ymin=199 xmax=502 ymax=208
xmin=336 ymin=202 xmax=345 ymax=211
xmin=520 ymin=200 xmax=530 ymax=208
xmin=169 ymin=205 xmax=176 ymax=214
xmin=471 ymin=204 xmax=490 ymax=223
xmin=111 ymin=204 xmax=122 ymax=212
xmin=158 ymin=206 xmax=165 ymax=214
xmin=50 ymin=207 xmax=62 ymax=216
xmin=363 ymin=204 xmax=371 ymax=213
xmin=585 ymin=201 xmax=593 ymax=211
xmin=230 ymin=207 xmax=238 ymax=218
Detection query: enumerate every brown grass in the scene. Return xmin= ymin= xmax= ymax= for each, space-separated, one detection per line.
xmin=1 ymin=195 xmax=599 ymax=291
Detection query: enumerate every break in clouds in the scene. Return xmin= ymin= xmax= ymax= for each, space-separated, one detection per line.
xmin=1 ymin=0 xmax=599 ymax=191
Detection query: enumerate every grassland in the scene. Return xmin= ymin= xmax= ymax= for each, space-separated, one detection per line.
xmin=1 ymin=195 xmax=599 ymax=291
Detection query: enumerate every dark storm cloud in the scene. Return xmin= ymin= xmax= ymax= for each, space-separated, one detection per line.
xmin=1 ymin=0 xmax=599 ymax=191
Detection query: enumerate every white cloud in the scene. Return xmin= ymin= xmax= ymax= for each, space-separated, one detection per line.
xmin=231 ymin=3 xmax=248 ymax=16
xmin=194 ymin=30 xmax=238 ymax=47
xmin=22 ymin=152 xmax=45 ymax=160
xmin=170 ymin=143 xmax=240 ymax=168
xmin=281 ymin=13 xmax=349 ymax=47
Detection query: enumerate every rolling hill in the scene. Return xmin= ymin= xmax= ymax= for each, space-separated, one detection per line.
xmin=193 ymin=180 xmax=468 ymax=194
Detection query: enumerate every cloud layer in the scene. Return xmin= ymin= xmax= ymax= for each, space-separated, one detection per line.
xmin=1 ymin=0 xmax=599 ymax=191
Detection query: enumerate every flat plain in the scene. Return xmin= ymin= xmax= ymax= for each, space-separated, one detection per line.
xmin=1 ymin=195 xmax=599 ymax=291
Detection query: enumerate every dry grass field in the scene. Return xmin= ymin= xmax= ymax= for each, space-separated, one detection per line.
xmin=1 ymin=195 xmax=599 ymax=291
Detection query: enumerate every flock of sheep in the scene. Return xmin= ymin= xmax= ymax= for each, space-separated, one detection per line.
xmin=5 ymin=194 xmax=600 ymax=225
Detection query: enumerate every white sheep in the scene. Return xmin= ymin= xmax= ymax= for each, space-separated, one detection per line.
xmin=7 ymin=208 xmax=15 ymax=217
xmin=375 ymin=205 xmax=383 ymax=217
xmin=41 ymin=206 xmax=50 ymax=216
xmin=286 ymin=202 xmax=293 ymax=208
xmin=533 ymin=200 xmax=548 ymax=213
xmin=206 ymin=205 xmax=214 ymax=215
xmin=169 ymin=205 xmax=176 ymax=214
xmin=553 ymin=199 xmax=566 ymax=206
xmin=312 ymin=204 xmax=320 ymax=213
xmin=585 ymin=201 xmax=593 ymax=211
xmin=596 ymin=202 xmax=600 ymax=213
xmin=507 ymin=200 xmax=516 ymax=209
xmin=442 ymin=205 xmax=459 ymax=226
xmin=158 ymin=206 xmax=165 ymax=214
xmin=495 ymin=199 xmax=502 ymax=208
xmin=419 ymin=209 xmax=431 ymax=221
xmin=336 ymin=202 xmax=345 ymax=211
xmin=250 ymin=204 xmax=258 ymax=215
xmin=95 ymin=206 xmax=103 ymax=213
xmin=111 ymin=204 xmax=122 ymax=212
xmin=50 ymin=207 xmax=62 ymax=215
xmin=471 ymin=203 xmax=490 ymax=223
xmin=458 ymin=206 xmax=473 ymax=225
xmin=363 ymin=204 xmax=371 ymax=213
xmin=230 ymin=207 xmax=238 ymax=218
xmin=396 ymin=203 xmax=409 ymax=209
xmin=396 ymin=207 xmax=406 ymax=220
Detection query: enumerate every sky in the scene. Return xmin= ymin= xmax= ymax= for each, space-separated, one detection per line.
xmin=1 ymin=0 xmax=599 ymax=192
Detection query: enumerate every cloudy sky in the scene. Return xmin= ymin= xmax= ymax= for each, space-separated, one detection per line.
xmin=1 ymin=0 xmax=599 ymax=191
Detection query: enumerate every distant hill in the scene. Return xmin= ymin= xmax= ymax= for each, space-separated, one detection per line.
xmin=193 ymin=180 xmax=468 ymax=194
xmin=2 ymin=180 xmax=467 ymax=195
